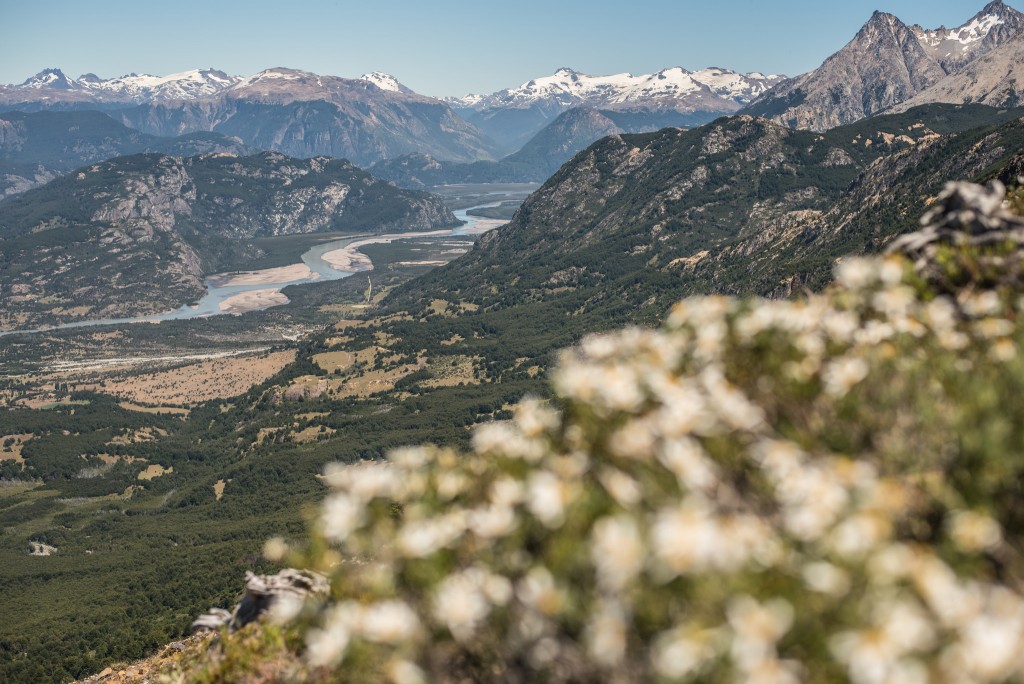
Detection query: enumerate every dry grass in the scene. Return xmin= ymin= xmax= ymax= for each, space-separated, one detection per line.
xmin=422 ymin=355 xmax=481 ymax=389
xmin=101 ymin=350 xmax=295 ymax=405
xmin=292 ymin=426 xmax=336 ymax=443
xmin=106 ymin=427 xmax=168 ymax=445
xmin=213 ymin=479 xmax=228 ymax=501
xmin=313 ymin=350 xmax=356 ymax=374
xmin=137 ymin=464 xmax=173 ymax=481
xmin=0 ymin=433 xmax=33 ymax=466
xmin=118 ymin=402 xmax=191 ymax=416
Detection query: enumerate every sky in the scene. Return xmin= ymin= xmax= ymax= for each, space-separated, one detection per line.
xmin=0 ymin=0 xmax=1015 ymax=97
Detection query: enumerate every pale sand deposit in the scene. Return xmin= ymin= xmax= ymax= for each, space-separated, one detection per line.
xmin=209 ymin=263 xmax=318 ymax=287
xmin=219 ymin=289 xmax=290 ymax=315
xmin=321 ymin=230 xmax=453 ymax=272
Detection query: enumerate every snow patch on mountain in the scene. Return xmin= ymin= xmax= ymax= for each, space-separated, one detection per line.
xmin=79 ymin=68 xmax=241 ymax=101
xmin=360 ymin=72 xmax=407 ymax=93
xmin=452 ymin=66 xmax=786 ymax=112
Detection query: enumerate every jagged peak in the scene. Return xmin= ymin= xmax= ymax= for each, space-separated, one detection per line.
xmin=21 ymin=67 xmax=77 ymax=89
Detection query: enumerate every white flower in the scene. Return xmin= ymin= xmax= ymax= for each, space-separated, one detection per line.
xmin=305 ymin=602 xmax=358 ymax=668
xmin=878 ymin=258 xmax=905 ymax=286
xmin=823 ymin=356 xmax=869 ymax=397
xmin=514 ymin=397 xmax=560 ymax=438
xmin=585 ymin=600 xmax=628 ymax=666
xmin=517 ymin=567 xmax=564 ymax=616
xmin=828 ymin=514 xmax=890 ymax=559
xmin=591 ymin=515 xmax=645 ymax=590
xmin=268 ymin=593 xmax=305 ymax=625
xmin=469 ymin=504 xmax=517 ymax=539
xmin=360 ymin=600 xmax=420 ymax=644
xmin=388 ymin=446 xmax=431 ymax=469
xmin=597 ymin=467 xmax=643 ymax=506
xmin=949 ymin=510 xmax=1002 ymax=552
xmin=837 ymin=258 xmax=877 ymax=289
xmin=324 ymin=461 xmax=398 ymax=501
xmin=320 ymin=493 xmax=363 ymax=543
xmin=657 ymin=437 xmax=719 ymax=492
xmin=802 ymin=561 xmax=850 ymax=596
xmin=262 ymin=536 xmax=288 ymax=562
xmin=397 ymin=511 xmax=466 ymax=558
xmin=727 ymin=596 xmax=794 ymax=670
xmin=952 ymin=589 xmax=1024 ymax=680
xmin=607 ymin=419 xmax=657 ymax=460
xmin=387 ymin=659 xmax=426 ymax=684
xmin=433 ymin=572 xmax=490 ymax=642
xmin=651 ymin=627 xmax=716 ymax=679
xmin=527 ymin=471 xmax=572 ymax=528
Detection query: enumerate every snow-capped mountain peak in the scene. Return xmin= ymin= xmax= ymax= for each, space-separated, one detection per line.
xmin=451 ymin=65 xmax=786 ymax=112
xmin=690 ymin=67 xmax=787 ymax=104
xmin=359 ymin=72 xmax=411 ymax=94
xmin=21 ymin=68 xmax=78 ymax=90
xmin=912 ymin=0 xmax=1024 ymax=72
xmin=78 ymin=68 xmax=242 ymax=101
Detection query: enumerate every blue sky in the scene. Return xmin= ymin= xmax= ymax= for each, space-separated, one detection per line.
xmin=0 ymin=1 xmax=1014 ymax=96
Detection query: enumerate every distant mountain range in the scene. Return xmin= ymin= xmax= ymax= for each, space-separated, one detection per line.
xmin=743 ymin=0 xmax=1024 ymax=130
xmin=0 ymin=68 xmax=501 ymax=166
xmin=445 ymin=66 xmax=785 ymax=153
xmin=0 ymin=110 xmax=250 ymax=197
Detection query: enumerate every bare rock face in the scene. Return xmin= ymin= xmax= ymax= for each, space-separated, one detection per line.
xmin=911 ymin=0 xmax=1024 ymax=73
xmin=744 ymin=2 xmax=1024 ymax=131
xmin=889 ymin=32 xmax=1024 ymax=112
xmin=744 ymin=12 xmax=946 ymax=131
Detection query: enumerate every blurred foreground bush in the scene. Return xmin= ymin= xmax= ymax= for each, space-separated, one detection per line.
xmin=252 ymin=181 xmax=1024 ymax=684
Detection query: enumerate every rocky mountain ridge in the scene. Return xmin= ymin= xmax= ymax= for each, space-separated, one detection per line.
xmin=744 ymin=1 xmax=1024 ymax=130
xmin=0 ymin=67 xmax=500 ymax=167
xmin=0 ymin=151 xmax=456 ymax=330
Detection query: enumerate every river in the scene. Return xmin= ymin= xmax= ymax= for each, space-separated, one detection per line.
xmin=0 ymin=204 xmax=502 ymax=338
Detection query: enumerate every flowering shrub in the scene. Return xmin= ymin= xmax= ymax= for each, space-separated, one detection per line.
xmin=276 ymin=183 xmax=1024 ymax=683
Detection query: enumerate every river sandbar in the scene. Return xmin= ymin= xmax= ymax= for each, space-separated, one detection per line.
xmin=218 ymin=289 xmax=290 ymax=314
xmin=209 ymin=263 xmax=318 ymax=287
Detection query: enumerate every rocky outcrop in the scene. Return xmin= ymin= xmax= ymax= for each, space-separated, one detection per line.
xmin=193 ymin=569 xmax=328 ymax=632
xmin=888 ymin=180 xmax=1024 ymax=292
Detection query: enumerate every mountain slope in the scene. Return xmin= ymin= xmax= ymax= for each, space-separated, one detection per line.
xmin=744 ymin=2 xmax=1024 ymax=131
xmin=0 ymin=152 xmax=456 ymax=331
xmin=385 ymin=106 xmax=1024 ymax=321
xmin=0 ymin=110 xmax=250 ymax=197
xmin=370 ymin=105 xmax=722 ymax=188
xmin=888 ymin=31 xmax=1024 ymax=111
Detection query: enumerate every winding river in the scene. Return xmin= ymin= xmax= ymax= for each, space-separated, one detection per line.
xmin=0 ymin=204 xmax=503 ymax=338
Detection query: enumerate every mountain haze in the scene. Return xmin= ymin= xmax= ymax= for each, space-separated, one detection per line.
xmin=0 ymin=110 xmax=250 ymax=197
